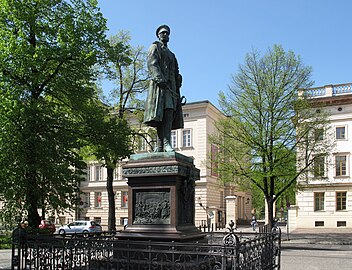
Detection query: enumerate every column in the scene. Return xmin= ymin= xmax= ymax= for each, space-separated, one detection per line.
xmin=225 ymin=196 xmax=237 ymax=227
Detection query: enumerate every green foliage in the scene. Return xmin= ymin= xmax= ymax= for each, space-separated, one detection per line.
xmin=0 ymin=233 xmax=11 ymax=249
xmin=103 ymin=31 xmax=149 ymax=115
xmin=0 ymin=0 xmax=110 ymax=227
xmin=81 ymin=31 xmax=148 ymax=231
xmin=81 ymin=102 xmax=132 ymax=167
xmin=212 ymin=45 xmax=330 ymax=226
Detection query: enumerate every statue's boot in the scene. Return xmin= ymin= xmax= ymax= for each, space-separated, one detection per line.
xmin=163 ymin=139 xmax=174 ymax=152
xmin=154 ymin=139 xmax=163 ymax=152
xmin=163 ymin=126 xmax=174 ymax=152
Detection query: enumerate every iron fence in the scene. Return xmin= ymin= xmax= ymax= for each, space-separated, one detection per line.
xmin=12 ymin=223 xmax=281 ymax=270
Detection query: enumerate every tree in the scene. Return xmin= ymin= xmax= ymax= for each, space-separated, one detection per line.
xmin=0 ymin=0 xmax=110 ymax=227
xmin=81 ymin=100 xmax=132 ymax=232
xmin=212 ymin=45 xmax=331 ymax=227
xmin=83 ymin=31 xmax=148 ymax=231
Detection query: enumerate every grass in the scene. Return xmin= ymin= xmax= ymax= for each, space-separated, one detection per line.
xmin=0 ymin=233 xmax=12 ymax=249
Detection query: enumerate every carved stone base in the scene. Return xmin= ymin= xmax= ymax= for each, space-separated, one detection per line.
xmin=118 ymin=152 xmax=204 ymax=241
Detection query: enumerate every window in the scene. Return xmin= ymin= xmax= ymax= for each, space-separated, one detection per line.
xmin=121 ymin=191 xmax=128 ymax=208
xmin=313 ymin=156 xmax=325 ymax=177
xmin=336 ymin=192 xmax=347 ymax=211
xmin=182 ymin=129 xmax=192 ymax=147
xmin=137 ymin=137 xmax=147 ymax=152
xmin=94 ymin=217 xmax=101 ymax=225
xmin=113 ymin=167 xmax=119 ymax=180
xmin=336 ymin=126 xmax=346 ymax=139
xmin=86 ymin=166 xmax=91 ymax=181
xmin=315 ymin=221 xmax=324 ymax=227
xmin=337 ymin=221 xmax=346 ymax=227
xmin=171 ymin=130 xmax=177 ymax=148
xmin=314 ymin=192 xmax=324 ymax=211
xmin=335 ymin=156 xmax=347 ymax=176
xmin=58 ymin=217 xmax=65 ymax=225
xmin=314 ymin=129 xmax=324 ymax=141
xmin=95 ymin=165 xmax=103 ymax=181
xmin=83 ymin=193 xmax=90 ymax=208
xmin=95 ymin=192 xmax=102 ymax=208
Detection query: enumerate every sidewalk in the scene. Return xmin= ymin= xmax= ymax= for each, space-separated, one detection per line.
xmin=233 ymin=225 xmax=352 ymax=245
xmin=283 ymin=227 xmax=352 ymax=245
xmin=0 ymin=249 xmax=11 ymax=270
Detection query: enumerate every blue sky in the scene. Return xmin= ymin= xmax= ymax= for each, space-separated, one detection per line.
xmin=97 ymin=0 xmax=352 ymax=107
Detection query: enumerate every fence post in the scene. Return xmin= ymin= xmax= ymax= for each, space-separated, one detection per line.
xmin=12 ymin=226 xmax=28 ymax=270
xmin=272 ymin=226 xmax=281 ymax=270
xmin=222 ymin=221 xmax=239 ymax=269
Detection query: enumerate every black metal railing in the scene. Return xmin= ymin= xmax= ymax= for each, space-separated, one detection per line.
xmin=12 ymin=223 xmax=281 ymax=270
xmin=198 ymin=222 xmax=226 ymax=232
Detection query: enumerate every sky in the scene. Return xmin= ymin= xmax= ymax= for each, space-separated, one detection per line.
xmin=97 ymin=0 xmax=352 ymax=108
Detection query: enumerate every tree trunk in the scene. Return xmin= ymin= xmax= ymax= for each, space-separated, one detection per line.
xmin=41 ymin=206 xmax=45 ymax=220
xmin=106 ymin=166 xmax=116 ymax=231
xmin=266 ymin=196 xmax=274 ymax=229
xmin=26 ymin=172 xmax=41 ymax=228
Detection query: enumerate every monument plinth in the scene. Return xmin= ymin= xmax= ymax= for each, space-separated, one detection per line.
xmin=118 ymin=152 xmax=204 ymax=241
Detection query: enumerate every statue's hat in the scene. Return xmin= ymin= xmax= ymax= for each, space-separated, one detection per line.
xmin=156 ymin=25 xmax=170 ymax=37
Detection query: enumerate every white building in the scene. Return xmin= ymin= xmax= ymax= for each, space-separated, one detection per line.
xmin=60 ymin=100 xmax=252 ymax=229
xmin=289 ymin=83 xmax=352 ymax=230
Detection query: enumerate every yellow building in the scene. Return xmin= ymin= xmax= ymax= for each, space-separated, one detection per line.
xmin=289 ymin=83 xmax=352 ymax=230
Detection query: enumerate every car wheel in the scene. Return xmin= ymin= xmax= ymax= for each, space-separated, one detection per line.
xmin=59 ymin=229 xmax=65 ymax=235
xmin=83 ymin=230 xmax=89 ymax=237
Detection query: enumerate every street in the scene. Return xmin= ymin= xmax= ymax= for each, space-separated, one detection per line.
xmin=281 ymin=243 xmax=352 ymax=270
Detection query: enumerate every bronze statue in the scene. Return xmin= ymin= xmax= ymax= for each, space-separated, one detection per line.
xmin=143 ymin=25 xmax=184 ymax=152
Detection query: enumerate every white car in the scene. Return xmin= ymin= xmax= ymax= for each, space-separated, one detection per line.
xmin=58 ymin=220 xmax=102 ymax=235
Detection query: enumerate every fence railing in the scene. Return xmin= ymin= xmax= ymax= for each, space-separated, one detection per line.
xmin=12 ymin=223 xmax=281 ymax=270
xmin=301 ymin=82 xmax=352 ymax=98
xmin=198 ymin=222 xmax=226 ymax=232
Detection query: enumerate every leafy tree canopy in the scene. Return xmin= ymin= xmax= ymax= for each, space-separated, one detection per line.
xmin=0 ymin=0 xmax=112 ymax=227
xmin=212 ymin=45 xmax=330 ymax=226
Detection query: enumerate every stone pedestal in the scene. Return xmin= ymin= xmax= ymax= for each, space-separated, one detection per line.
xmin=118 ymin=152 xmax=204 ymax=241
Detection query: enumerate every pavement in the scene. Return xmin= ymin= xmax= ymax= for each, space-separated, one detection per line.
xmin=0 ymin=250 xmax=11 ymax=270
xmin=282 ymin=227 xmax=352 ymax=245
xmin=235 ymin=225 xmax=352 ymax=245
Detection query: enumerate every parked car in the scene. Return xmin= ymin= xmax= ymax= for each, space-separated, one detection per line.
xmin=38 ymin=220 xmax=56 ymax=234
xmin=58 ymin=220 xmax=102 ymax=235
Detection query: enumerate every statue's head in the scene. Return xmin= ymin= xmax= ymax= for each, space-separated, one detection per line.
xmin=156 ymin=25 xmax=170 ymax=43
xmin=156 ymin=25 xmax=170 ymax=37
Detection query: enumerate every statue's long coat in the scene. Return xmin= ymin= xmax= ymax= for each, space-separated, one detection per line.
xmin=143 ymin=41 xmax=184 ymax=130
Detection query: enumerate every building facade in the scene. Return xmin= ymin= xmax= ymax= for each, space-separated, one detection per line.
xmin=60 ymin=101 xmax=252 ymax=229
xmin=289 ymin=83 xmax=352 ymax=230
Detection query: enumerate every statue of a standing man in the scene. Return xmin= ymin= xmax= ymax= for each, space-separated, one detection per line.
xmin=143 ymin=25 xmax=184 ymax=152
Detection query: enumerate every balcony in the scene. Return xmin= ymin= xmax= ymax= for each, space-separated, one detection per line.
xmin=299 ymin=83 xmax=352 ymax=98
